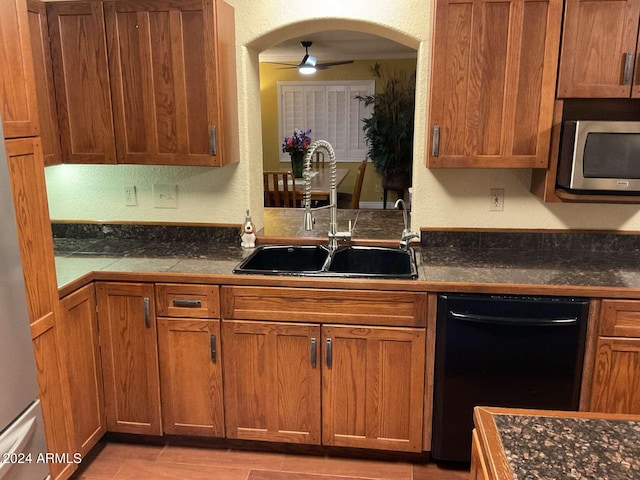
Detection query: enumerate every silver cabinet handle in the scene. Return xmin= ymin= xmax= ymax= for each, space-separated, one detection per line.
xmin=326 ymin=338 xmax=332 ymax=368
xmin=210 ymin=125 xmax=217 ymax=155
xmin=210 ymin=334 xmax=217 ymax=362
xmin=172 ymin=299 xmax=202 ymax=308
xmin=432 ymin=125 xmax=440 ymax=157
xmin=310 ymin=337 xmax=317 ymax=367
xmin=143 ymin=297 xmax=150 ymax=328
xmin=624 ymin=52 xmax=634 ymax=85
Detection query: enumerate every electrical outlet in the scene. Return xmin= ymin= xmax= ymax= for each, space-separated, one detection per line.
xmin=153 ymin=184 xmax=178 ymax=208
xmin=123 ymin=185 xmax=137 ymax=206
xmin=490 ymin=188 xmax=504 ymax=211
xmin=375 ymin=184 xmax=382 ymax=193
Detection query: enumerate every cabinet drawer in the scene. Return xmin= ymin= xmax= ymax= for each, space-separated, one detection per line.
xmin=221 ymin=286 xmax=427 ymax=327
xmin=156 ymin=284 xmax=220 ymax=319
xmin=601 ymin=300 xmax=640 ymax=337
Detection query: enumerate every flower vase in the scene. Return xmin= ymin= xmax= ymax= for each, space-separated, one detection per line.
xmin=290 ymin=151 xmax=304 ymax=178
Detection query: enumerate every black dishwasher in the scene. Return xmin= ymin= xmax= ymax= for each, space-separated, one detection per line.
xmin=431 ymin=293 xmax=589 ymax=463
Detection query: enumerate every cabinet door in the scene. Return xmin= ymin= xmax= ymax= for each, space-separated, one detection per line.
xmin=470 ymin=429 xmax=490 ymax=480
xmin=96 ymin=282 xmax=162 ymax=435
xmin=158 ymin=318 xmax=224 ymax=437
xmin=590 ymin=337 xmax=640 ymax=414
xmin=27 ymin=0 xmax=62 ymax=166
xmin=104 ymin=0 xmax=235 ymax=166
xmin=222 ymin=320 xmax=321 ymax=444
xmin=428 ymin=0 xmax=562 ymax=168
xmin=59 ymin=284 xmax=105 ymax=456
xmin=31 ymin=317 xmax=76 ymax=480
xmin=322 ymin=325 xmax=425 ymax=452
xmin=6 ymin=137 xmax=58 ymax=326
xmin=0 ymin=0 xmax=39 ymax=138
xmin=557 ymin=0 xmax=640 ymax=98
xmin=47 ymin=1 xmax=116 ymax=164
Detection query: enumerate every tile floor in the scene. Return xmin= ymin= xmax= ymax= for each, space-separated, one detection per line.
xmin=70 ymin=442 xmax=470 ymax=480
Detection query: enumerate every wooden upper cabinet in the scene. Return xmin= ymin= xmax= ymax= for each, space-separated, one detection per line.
xmin=104 ymin=0 xmax=239 ymax=166
xmin=0 ymin=0 xmax=40 ymax=138
xmin=427 ymin=0 xmax=562 ymax=168
xmin=27 ymin=0 xmax=61 ymax=166
xmin=47 ymin=1 xmax=116 ymax=164
xmin=557 ymin=0 xmax=640 ymax=98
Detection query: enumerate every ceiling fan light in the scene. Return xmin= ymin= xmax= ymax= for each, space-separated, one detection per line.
xmin=298 ymin=55 xmax=317 ymax=74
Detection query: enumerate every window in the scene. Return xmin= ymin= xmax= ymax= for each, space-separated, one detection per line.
xmin=278 ymin=80 xmax=375 ymax=162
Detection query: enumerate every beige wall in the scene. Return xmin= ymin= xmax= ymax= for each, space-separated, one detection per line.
xmin=259 ymin=59 xmax=416 ymax=204
xmin=45 ymin=0 xmax=640 ymax=233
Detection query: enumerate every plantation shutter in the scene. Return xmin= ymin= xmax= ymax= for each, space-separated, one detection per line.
xmin=278 ymin=81 xmax=374 ymax=162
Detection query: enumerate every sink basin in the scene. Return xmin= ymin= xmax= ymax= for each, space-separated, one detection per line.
xmin=327 ymin=246 xmax=418 ymax=279
xmin=233 ymin=245 xmax=331 ymax=275
xmin=233 ymin=244 xmax=418 ymax=279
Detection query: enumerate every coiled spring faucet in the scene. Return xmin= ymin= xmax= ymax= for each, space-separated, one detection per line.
xmin=302 ymin=140 xmax=352 ymax=250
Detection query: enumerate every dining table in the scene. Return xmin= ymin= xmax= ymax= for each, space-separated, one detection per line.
xmin=281 ymin=167 xmax=350 ymax=203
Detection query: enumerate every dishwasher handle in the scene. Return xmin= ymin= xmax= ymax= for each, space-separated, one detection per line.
xmin=449 ymin=310 xmax=578 ymax=326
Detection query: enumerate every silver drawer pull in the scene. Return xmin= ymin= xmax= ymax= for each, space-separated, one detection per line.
xmin=172 ymin=299 xmax=202 ymax=308
xmin=326 ymin=338 xmax=332 ymax=368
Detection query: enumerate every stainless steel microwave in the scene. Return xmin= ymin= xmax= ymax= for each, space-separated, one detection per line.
xmin=557 ymin=120 xmax=640 ymax=194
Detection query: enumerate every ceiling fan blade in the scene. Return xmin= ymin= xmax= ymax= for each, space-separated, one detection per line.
xmin=267 ymin=62 xmax=299 ymax=67
xmin=316 ymin=60 xmax=355 ymax=69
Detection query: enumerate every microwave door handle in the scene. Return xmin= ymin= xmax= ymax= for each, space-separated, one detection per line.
xmin=624 ymin=52 xmax=634 ymax=85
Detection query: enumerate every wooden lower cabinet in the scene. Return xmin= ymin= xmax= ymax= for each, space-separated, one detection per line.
xmin=31 ymin=316 xmax=76 ymax=480
xmin=589 ymin=299 xmax=640 ymax=415
xmin=158 ymin=318 xmax=224 ymax=437
xmin=96 ymin=282 xmax=162 ymax=435
xmin=59 ymin=284 xmax=105 ymax=456
xmin=222 ymin=320 xmax=322 ymax=444
xmin=222 ymin=320 xmax=426 ymax=452
xmin=590 ymin=337 xmax=640 ymax=414
xmin=322 ymin=325 xmax=425 ymax=452
xmin=470 ymin=429 xmax=489 ymax=480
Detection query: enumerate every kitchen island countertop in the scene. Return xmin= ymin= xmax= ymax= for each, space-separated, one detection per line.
xmin=473 ymin=407 xmax=640 ymax=480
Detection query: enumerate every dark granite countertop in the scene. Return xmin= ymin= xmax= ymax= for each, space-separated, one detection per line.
xmin=493 ymin=413 xmax=640 ymax=479
xmin=52 ymin=210 xmax=640 ymax=294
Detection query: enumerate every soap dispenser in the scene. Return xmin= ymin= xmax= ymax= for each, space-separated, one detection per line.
xmin=240 ymin=209 xmax=256 ymax=248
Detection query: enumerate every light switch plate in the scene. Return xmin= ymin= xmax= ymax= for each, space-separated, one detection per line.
xmin=153 ymin=184 xmax=178 ymax=208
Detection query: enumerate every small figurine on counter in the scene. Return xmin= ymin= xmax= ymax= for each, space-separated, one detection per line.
xmin=240 ymin=209 xmax=256 ymax=249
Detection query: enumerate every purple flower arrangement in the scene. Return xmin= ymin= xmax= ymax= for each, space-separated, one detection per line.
xmin=282 ymin=128 xmax=312 ymax=154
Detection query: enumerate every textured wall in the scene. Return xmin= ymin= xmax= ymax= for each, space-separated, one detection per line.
xmin=44 ymin=0 xmax=640 ymax=232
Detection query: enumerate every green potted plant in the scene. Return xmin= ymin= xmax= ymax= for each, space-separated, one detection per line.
xmin=356 ymin=64 xmax=415 ymax=196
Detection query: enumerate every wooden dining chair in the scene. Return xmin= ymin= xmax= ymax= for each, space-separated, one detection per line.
xmin=338 ymin=158 xmax=367 ymax=209
xmin=263 ymin=171 xmax=301 ymax=207
xmin=314 ymin=151 xmax=325 ymax=168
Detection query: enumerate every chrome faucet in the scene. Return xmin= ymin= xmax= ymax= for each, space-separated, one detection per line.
xmin=303 ymin=140 xmax=352 ymax=249
xmin=395 ymin=199 xmax=419 ymax=249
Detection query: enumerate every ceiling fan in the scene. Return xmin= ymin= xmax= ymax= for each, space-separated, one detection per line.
xmin=271 ymin=41 xmax=354 ymax=74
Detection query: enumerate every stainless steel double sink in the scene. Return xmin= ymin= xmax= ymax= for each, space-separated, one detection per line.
xmin=233 ymin=244 xmax=418 ymax=279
